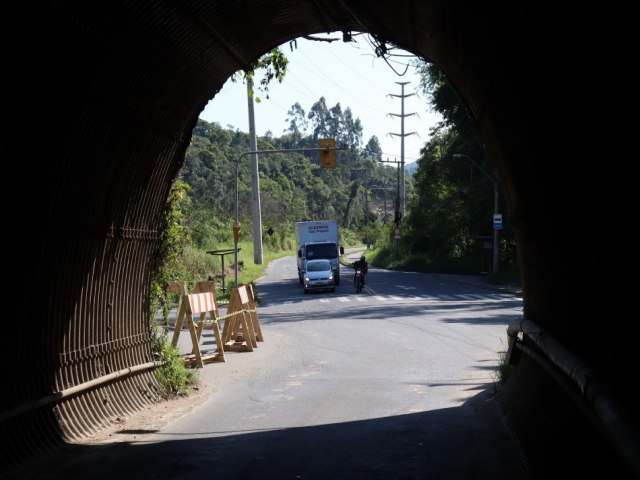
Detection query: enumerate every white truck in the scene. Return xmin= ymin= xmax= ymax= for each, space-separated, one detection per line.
xmin=295 ymin=220 xmax=344 ymax=285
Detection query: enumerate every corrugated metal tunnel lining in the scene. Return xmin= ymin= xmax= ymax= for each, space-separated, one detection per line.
xmin=3 ymin=1 xmax=631 ymax=475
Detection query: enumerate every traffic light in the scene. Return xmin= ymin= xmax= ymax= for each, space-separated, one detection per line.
xmin=232 ymin=223 xmax=241 ymax=243
xmin=318 ymin=138 xmax=336 ymax=168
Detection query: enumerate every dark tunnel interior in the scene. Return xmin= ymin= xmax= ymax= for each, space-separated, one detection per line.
xmin=3 ymin=2 xmax=635 ymax=476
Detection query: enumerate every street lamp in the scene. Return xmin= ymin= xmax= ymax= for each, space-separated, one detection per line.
xmin=453 ymin=153 xmax=500 ymax=275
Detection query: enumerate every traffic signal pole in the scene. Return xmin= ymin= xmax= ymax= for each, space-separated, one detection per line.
xmin=232 ymin=144 xmax=341 ymax=287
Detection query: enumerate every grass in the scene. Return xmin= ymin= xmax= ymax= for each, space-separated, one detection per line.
xmin=150 ymin=323 xmax=199 ymax=398
xmin=214 ymin=242 xmax=295 ymax=305
xmin=493 ymin=340 xmax=515 ymax=394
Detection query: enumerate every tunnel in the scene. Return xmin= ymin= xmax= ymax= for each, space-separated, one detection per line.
xmin=3 ymin=2 xmax=635 ymax=477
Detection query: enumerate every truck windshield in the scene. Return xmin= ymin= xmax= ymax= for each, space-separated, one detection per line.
xmin=305 ymin=244 xmax=337 ymax=259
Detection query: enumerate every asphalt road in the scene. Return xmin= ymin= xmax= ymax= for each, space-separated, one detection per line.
xmin=11 ymin=254 xmax=529 ymax=479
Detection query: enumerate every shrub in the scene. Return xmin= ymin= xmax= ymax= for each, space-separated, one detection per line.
xmin=150 ymin=324 xmax=198 ymax=397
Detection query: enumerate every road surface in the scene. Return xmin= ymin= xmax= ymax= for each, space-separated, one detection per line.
xmin=10 ymin=254 xmax=529 ymax=479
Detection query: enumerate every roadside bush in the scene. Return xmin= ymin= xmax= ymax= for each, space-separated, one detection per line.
xmin=150 ymin=324 xmax=198 ymax=397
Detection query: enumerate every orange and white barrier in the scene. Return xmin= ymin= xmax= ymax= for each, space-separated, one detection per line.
xmin=221 ymin=284 xmax=263 ymax=352
xmin=171 ymin=282 xmax=225 ymax=367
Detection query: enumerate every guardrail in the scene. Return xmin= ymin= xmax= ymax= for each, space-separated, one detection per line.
xmin=506 ymin=318 xmax=640 ymax=476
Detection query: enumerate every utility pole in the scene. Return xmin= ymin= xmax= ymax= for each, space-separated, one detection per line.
xmin=233 ymin=144 xmax=342 ymax=288
xmin=389 ymin=82 xmax=416 ymax=219
xmin=378 ymin=157 xmax=402 ymax=258
xmin=247 ymin=79 xmax=263 ymax=265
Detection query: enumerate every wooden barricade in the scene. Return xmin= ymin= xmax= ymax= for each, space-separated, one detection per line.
xmin=240 ymin=283 xmax=263 ymax=342
xmin=193 ymin=281 xmax=217 ymax=342
xmin=171 ymin=282 xmax=225 ymax=368
xmin=166 ymin=282 xmax=187 ymax=329
xmin=221 ymin=285 xmax=261 ymax=352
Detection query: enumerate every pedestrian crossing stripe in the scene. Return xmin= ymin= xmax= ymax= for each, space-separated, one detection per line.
xmin=280 ymin=292 xmax=519 ymax=305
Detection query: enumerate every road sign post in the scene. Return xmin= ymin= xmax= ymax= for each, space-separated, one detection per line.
xmin=493 ymin=213 xmax=503 ymax=230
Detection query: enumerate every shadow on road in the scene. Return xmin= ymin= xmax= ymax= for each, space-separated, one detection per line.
xmin=5 ymin=388 xmax=529 ymax=480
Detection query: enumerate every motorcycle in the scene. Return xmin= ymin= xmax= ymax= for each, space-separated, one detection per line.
xmin=354 ymin=268 xmax=364 ymax=293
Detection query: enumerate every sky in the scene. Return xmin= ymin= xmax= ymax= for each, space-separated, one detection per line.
xmin=198 ymin=33 xmax=442 ymax=166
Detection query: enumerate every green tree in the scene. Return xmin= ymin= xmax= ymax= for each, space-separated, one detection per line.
xmin=397 ymin=60 xmax=515 ymax=273
xmin=308 ymin=97 xmax=330 ymax=140
xmin=363 ymin=136 xmax=383 ymax=161
xmin=340 ymin=107 xmax=363 ymax=150
xmin=234 ymin=48 xmax=289 ymax=102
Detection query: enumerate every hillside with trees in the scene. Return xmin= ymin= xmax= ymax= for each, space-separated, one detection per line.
xmin=180 ymin=96 xmax=401 ymax=254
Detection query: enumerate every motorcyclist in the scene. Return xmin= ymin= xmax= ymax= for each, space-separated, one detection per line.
xmin=353 ymin=255 xmax=369 ymax=286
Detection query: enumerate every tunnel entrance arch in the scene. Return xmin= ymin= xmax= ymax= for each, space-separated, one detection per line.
xmin=4 ymin=2 xmax=632 ymax=476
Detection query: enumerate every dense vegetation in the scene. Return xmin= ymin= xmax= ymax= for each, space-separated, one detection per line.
xmin=176 ymin=96 xmax=401 ymax=275
xmin=382 ymin=61 xmax=518 ymax=276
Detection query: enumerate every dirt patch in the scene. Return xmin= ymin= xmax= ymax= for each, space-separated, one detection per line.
xmin=75 ymin=381 xmax=209 ymax=445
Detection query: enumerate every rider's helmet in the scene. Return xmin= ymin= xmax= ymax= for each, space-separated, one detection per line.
xmin=360 ymin=255 xmax=366 ymax=262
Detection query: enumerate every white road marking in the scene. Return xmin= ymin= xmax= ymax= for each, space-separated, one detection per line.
xmin=459 ymin=294 xmax=481 ymax=300
xmin=290 ymin=292 xmax=522 ymax=308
